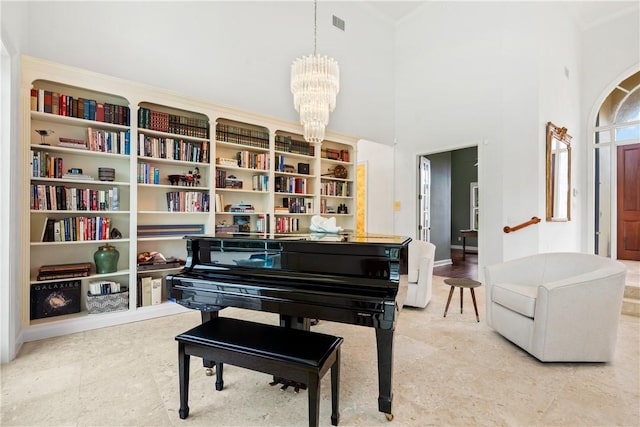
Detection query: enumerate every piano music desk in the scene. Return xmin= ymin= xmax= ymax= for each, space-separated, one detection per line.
xmin=176 ymin=317 xmax=343 ymax=427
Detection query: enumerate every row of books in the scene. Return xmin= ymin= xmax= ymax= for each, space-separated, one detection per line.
xmin=252 ymin=175 xmax=269 ymax=192
xmin=274 ymin=176 xmax=310 ymax=194
xmin=275 ymin=135 xmax=315 ymax=156
xmin=275 ymin=216 xmax=301 ymax=233
xmin=138 ymin=135 xmax=209 ymax=163
xmin=36 ymin=262 xmax=91 ymax=282
xmin=137 ymin=162 xmax=160 ymax=184
xmin=137 ymin=276 xmax=162 ymax=307
xmin=31 ymin=185 xmax=120 ymax=212
xmin=277 ymin=197 xmax=313 ymax=214
xmin=88 ymin=280 xmax=123 ymax=296
xmin=88 ymin=128 xmax=131 ymax=155
xmin=30 ymin=89 xmax=131 ymax=126
xmin=321 ymin=147 xmax=350 ymax=162
xmin=166 ymin=191 xmax=210 ymax=212
xmin=320 ymin=181 xmax=352 ymax=197
xmin=31 ymin=152 xmax=63 ymax=179
xmin=237 ymin=151 xmax=269 ymax=170
xmin=138 ymin=108 xmax=208 ymax=139
xmin=42 ymin=216 xmax=114 ymax=243
xmin=216 ymin=124 xmax=269 ymax=148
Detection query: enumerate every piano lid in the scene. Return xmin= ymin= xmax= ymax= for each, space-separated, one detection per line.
xmin=184 ymin=232 xmax=411 ymax=245
xmin=182 ymin=232 xmax=411 ymax=279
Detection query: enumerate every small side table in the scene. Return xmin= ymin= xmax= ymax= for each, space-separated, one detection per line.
xmin=443 ymin=278 xmax=482 ymax=322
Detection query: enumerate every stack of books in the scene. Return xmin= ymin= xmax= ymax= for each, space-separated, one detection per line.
xmin=37 ymin=262 xmax=92 ymax=281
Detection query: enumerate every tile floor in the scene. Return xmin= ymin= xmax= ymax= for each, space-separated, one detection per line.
xmin=1 ymin=276 xmax=639 ymax=426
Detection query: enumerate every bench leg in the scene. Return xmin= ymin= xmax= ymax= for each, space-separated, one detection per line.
xmin=307 ymin=374 xmax=320 ymax=427
xmin=331 ymin=349 xmax=340 ymax=426
xmin=178 ymin=342 xmax=190 ymax=419
xmin=460 ymin=287 xmax=464 ymax=314
xmin=215 ymin=362 xmax=224 ymax=391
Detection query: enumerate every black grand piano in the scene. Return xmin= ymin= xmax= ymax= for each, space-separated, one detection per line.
xmin=167 ymin=232 xmax=410 ymax=420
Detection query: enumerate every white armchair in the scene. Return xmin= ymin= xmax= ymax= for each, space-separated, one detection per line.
xmin=403 ymin=240 xmax=436 ymax=308
xmin=485 ymin=252 xmax=626 ymax=362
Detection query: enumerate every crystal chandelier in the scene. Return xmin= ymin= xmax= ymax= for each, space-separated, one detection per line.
xmin=291 ymin=0 xmax=340 ymax=144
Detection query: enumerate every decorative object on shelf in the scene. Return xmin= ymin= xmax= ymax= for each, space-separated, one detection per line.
xmin=30 ymin=280 xmax=81 ymax=320
xmin=290 ymin=0 xmax=340 ymax=144
xmin=322 ymin=164 xmax=348 ymax=179
xmin=167 ymin=167 xmax=201 ymax=186
xmin=98 ymin=167 xmax=115 ymax=181
xmin=309 ymin=215 xmax=343 ymax=233
xmin=297 ymin=163 xmax=310 ymax=174
xmin=86 ymin=290 xmax=129 ymax=314
xmin=34 ymin=129 xmax=54 ymax=145
xmin=94 ymin=244 xmax=120 ymax=274
xmin=337 ymin=203 xmax=348 ymax=214
xmin=110 ymin=227 xmax=122 ymax=239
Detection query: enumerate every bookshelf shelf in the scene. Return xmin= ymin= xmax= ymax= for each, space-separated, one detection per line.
xmin=216 ymin=140 xmax=270 ymax=153
xmin=20 ymin=55 xmax=356 ymax=344
xmin=137 ymin=183 xmax=209 ymax=191
xmin=31 ymin=238 xmax=131 ymax=247
xmin=31 ymin=111 xmax=130 ymax=132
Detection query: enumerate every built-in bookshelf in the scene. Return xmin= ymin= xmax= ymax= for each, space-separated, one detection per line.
xmin=26 ymin=77 xmax=133 ymax=331
xmin=20 ymin=55 xmax=357 ymax=342
xmin=320 ymin=140 xmax=355 ymax=231
xmin=136 ymin=102 xmax=212 ymax=305
xmin=214 ymin=118 xmax=271 ymax=234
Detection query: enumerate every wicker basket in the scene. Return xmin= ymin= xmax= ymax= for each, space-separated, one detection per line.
xmin=87 ymin=290 xmax=129 ymax=314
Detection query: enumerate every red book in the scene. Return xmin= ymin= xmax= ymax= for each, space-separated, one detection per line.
xmin=30 ymin=89 xmax=37 ymax=111
xmin=96 ymin=103 xmax=104 ymax=122
xmin=43 ymin=91 xmax=52 ymax=113
xmin=60 ymin=95 xmax=67 ymax=116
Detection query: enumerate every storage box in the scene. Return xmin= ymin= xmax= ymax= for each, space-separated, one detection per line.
xmin=86 ymin=290 xmax=129 ymax=314
xmin=30 ymin=280 xmax=81 ymax=320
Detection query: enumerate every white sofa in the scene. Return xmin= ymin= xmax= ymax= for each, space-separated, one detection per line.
xmin=403 ymin=240 xmax=436 ymax=308
xmin=485 ymin=252 xmax=626 ymax=362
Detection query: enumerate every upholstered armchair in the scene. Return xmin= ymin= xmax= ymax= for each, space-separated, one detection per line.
xmin=485 ymin=252 xmax=626 ymax=362
xmin=403 ymin=240 xmax=436 ymax=308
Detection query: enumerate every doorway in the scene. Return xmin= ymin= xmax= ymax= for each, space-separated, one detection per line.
xmin=419 ymin=146 xmax=478 ymax=278
xmin=593 ymin=71 xmax=640 ymax=260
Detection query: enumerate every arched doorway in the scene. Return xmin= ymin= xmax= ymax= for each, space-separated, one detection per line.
xmin=593 ymin=71 xmax=640 ymax=260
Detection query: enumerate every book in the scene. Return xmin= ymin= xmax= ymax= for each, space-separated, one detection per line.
xmin=150 ymin=278 xmax=162 ymax=305
xmin=140 ymin=276 xmax=152 ymax=306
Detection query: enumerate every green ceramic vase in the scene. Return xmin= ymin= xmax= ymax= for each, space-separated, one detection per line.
xmin=94 ymin=244 xmax=119 ymax=274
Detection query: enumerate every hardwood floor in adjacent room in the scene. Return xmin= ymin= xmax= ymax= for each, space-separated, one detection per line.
xmin=433 ymin=249 xmax=478 ymax=279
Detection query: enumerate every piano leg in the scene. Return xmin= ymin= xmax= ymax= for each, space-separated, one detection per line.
xmin=375 ymin=327 xmax=395 ymax=421
xmin=269 ymin=315 xmax=311 ymax=391
xmin=201 ymin=311 xmax=219 ymax=375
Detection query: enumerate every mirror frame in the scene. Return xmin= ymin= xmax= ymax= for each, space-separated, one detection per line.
xmin=546 ymin=121 xmax=572 ymax=221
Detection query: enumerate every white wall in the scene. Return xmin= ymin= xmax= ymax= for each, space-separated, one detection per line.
xmin=15 ymin=1 xmax=396 ymax=145
xmin=392 ymin=2 xmax=640 ymax=271
xmin=1 ymin=0 xmax=30 ymax=363
xmin=356 ymin=139 xmax=394 ymax=234
xmin=581 ymin=9 xmax=640 ymax=254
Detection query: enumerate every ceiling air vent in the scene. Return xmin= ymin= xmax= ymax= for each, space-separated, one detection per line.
xmin=333 ymin=15 xmax=345 ymax=31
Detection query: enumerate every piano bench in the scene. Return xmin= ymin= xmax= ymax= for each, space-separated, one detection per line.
xmin=175 ymin=317 xmax=343 ymax=427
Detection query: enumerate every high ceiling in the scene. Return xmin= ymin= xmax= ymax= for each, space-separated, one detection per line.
xmin=365 ymin=1 xmax=639 ymax=29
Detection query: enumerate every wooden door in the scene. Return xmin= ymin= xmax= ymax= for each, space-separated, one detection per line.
xmin=617 ymin=143 xmax=640 ymax=260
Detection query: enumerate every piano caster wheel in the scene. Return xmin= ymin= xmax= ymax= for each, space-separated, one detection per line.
xmin=385 ymin=413 xmax=394 ymax=421
xmin=205 ymin=368 xmax=214 ymax=376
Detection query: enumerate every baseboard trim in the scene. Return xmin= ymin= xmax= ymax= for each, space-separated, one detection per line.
xmin=434 ymin=259 xmax=453 ymax=267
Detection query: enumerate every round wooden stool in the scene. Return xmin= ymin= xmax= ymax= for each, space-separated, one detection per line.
xmin=443 ymin=278 xmax=482 ymax=322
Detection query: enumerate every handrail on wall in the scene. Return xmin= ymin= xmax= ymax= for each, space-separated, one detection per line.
xmin=503 ymin=217 xmax=541 ymax=233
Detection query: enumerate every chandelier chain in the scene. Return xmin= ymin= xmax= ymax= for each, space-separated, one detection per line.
xmin=314 ymin=0 xmax=317 ymax=56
